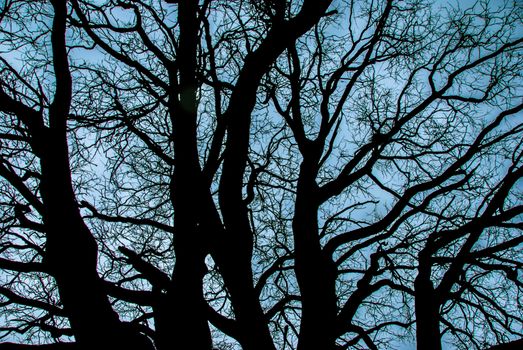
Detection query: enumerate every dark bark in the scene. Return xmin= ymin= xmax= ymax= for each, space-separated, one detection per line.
xmin=293 ymin=156 xmax=338 ymax=350
xmin=414 ymin=277 xmax=442 ymax=350
xmin=214 ymin=2 xmax=335 ymax=349
xmin=414 ymin=246 xmax=442 ymax=350
xmin=30 ymin=2 xmax=153 ymax=349
xmin=212 ymin=240 xmax=276 ymax=350
xmin=154 ymin=1 xmax=212 ymax=349
xmin=489 ymin=339 xmax=523 ymax=350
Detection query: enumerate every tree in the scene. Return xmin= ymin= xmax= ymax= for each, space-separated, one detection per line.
xmin=0 ymin=0 xmax=521 ymax=349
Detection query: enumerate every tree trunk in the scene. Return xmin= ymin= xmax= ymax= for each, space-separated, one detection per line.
xmin=153 ymin=1 xmax=213 ymax=348
xmin=213 ymin=226 xmax=277 ymax=350
xmin=153 ymin=251 xmax=211 ymax=350
xmin=40 ymin=129 xmax=153 ymax=350
xmin=415 ymin=270 xmax=441 ymax=350
xmin=37 ymin=2 xmax=153 ymax=348
xmin=294 ymin=159 xmax=338 ymax=350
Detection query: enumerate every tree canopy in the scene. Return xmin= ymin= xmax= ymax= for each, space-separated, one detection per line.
xmin=0 ymin=0 xmax=522 ymax=349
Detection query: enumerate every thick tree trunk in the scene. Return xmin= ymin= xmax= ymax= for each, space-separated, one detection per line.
xmin=415 ymin=251 xmax=441 ymax=350
xmin=414 ymin=279 xmax=442 ymax=350
xmin=153 ymin=249 xmax=211 ymax=350
xmin=155 ymin=2 xmax=212 ymax=349
xmin=161 ymin=91 xmax=212 ymax=349
xmin=293 ymin=159 xmax=338 ymax=350
xmin=194 ymin=177 xmax=276 ymax=350
xmin=159 ymin=123 xmax=212 ymax=350
xmin=40 ymin=125 xmax=153 ymax=350
xmin=37 ymin=2 xmax=153 ymax=349
xmin=212 ymin=223 xmax=277 ymax=350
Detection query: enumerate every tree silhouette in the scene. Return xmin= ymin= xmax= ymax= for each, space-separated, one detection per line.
xmin=0 ymin=0 xmax=521 ymax=349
